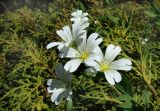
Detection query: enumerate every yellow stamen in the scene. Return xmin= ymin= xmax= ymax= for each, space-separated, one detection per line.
xmin=100 ymin=63 xmax=110 ymax=72
xmin=81 ymin=51 xmax=89 ymax=60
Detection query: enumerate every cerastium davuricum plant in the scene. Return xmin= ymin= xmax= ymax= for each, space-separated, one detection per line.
xmin=46 ymin=10 xmax=132 ymax=109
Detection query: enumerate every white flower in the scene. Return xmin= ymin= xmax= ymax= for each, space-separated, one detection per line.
xmin=46 ymin=10 xmax=89 ymax=50
xmin=47 ymin=64 xmax=72 ymax=105
xmin=46 ymin=24 xmax=85 ymax=50
xmin=71 ymin=10 xmax=89 ymax=30
xmin=46 ymin=26 xmax=72 ymax=50
xmin=59 ymin=31 xmax=103 ymax=72
xmin=71 ymin=10 xmax=89 ymax=23
xmin=91 ymin=44 xmax=132 ymax=85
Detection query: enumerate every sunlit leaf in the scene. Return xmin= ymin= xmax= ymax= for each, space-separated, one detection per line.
xmin=144 ymin=11 xmax=157 ymax=17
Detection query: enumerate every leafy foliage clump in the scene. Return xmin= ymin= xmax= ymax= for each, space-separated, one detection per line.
xmin=0 ymin=0 xmax=160 ymax=111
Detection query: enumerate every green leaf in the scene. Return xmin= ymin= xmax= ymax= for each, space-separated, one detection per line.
xmin=42 ymin=103 xmax=49 ymax=109
xmin=144 ymin=11 xmax=157 ymax=17
xmin=142 ymin=89 xmax=151 ymax=110
xmin=66 ymin=99 xmax=73 ymax=111
xmin=117 ymin=101 xmax=132 ymax=110
xmin=36 ymin=103 xmax=42 ymax=111
xmin=156 ymin=21 xmax=160 ymax=26
xmin=116 ymin=94 xmax=132 ymax=101
xmin=108 ymin=15 xmax=119 ymax=24
xmin=77 ymin=1 xmax=85 ymax=11
xmin=115 ymin=77 xmax=133 ymax=96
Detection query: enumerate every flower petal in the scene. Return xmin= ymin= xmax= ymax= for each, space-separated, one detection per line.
xmin=111 ymin=70 xmax=122 ymax=83
xmin=71 ymin=12 xmax=77 ymax=17
xmin=84 ymin=47 xmax=103 ymax=66
xmin=47 ymin=79 xmax=53 ymax=86
xmin=72 ymin=19 xmax=88 ymax=39
xmin=51 ymin=88 xmax=65 ymax=104
xmin=56 ymin=30 xmax=67 ymax=41
xmin=77 ymin=30 xmax=87 ymax=52
xmin=55 ymin=91 xmax=65 ymax=105
xmin=104 ymin=71 xmax=115 ymax=85
xmin=87 ymin=33 xmax=99 ymax=44
xmin=91 ymin=46 xmax=103 ymax=62
xmin=64 ymin=59 xmax=82 ymax=72
xmin=56 ymin=26 xmax=72 ymax=42
xmin=87 ymin=33 xmax=102 ymax=51
xmin=84 ymin=57 xmax=97 ymax=67
xmin=72 ymin=19 xmax=81 ymax=37
xmin=87 ymin=33 xmax=102 ymax=46
xmin=82 ymin=17 xmax=89 ymax=22
xmin=46 ymin=42 xmax=62 ymax=49
xmin=71 ymin=10 xmax=82 ymax=17
xmin=59 ymin=47 xmax=80 ymax=58
xmin=105 ymin=44 xmax=121 ymax=62
xmin=63 ymin=26 xmax=72 ymax=40
xmin=47 ymin=79 xmax=66 ymax=93
xmin=83 ymin=12 xmax=89 ymax=16
xmin=77 ymin=10 xmax=82 ymax=16
xmin=55 ymin=87 xmax=72 ymax=104
xmin=80 ymin=21 xmax=89 ymax=30
xmin=71 ymin=10 xmax=88 ymax=22
xmin=110 ymin=59 xmax=132 ymax=71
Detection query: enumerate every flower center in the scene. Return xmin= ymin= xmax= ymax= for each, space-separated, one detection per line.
xmin=100 ymin=63 xmax=110 ymax=72
xmin=80 ymin=51 xmax=89 ymax=60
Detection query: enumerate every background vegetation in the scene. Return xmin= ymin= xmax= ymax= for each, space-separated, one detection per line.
xmin=0 ymin=0 xmax=160 ymax=110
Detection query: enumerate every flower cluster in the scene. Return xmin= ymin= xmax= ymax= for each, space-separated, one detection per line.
xmin=46 ymin=10 xmax=132 ymax=105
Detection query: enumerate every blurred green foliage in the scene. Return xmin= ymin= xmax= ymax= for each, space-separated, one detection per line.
xmin=0 ymin=0 xmax=160 ymax=111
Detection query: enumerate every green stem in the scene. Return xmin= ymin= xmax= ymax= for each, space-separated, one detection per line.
xmin=80 ymin=95 xmax=122 ymax=104
xmin=143 ymin=76 xmax=158 ymax=99
xmin=133 ymin=63 xmax=158 ymax=99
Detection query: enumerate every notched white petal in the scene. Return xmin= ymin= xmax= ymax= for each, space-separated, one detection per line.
xmin=83 ymin=12 xmax=89 ymax=16
xmin=87 ymin=33 xmax=99 ymax=42
xmin=92 ymin=46 xmax=103 ymax=62
xmin=95 ymin=38 xmax=103 ymax=45
xmin=64 ymin=59 xmax=82 ymax=72
xmin=105 ymin=44 xmax=121 ymax=62
xmin=51 ymin=88 xmax=65 ymax=104
xmin=55 ymin=91 xmax=65 ymax=105
xmin=86 ymin=33 xmax=102 ymax=51
xmin=111 ymin=70 xmax=122 ymax=83
xmin=46 ymin=42 xmax=62 ymax=49
xmin=56 ymin=30 xmax=67 ymax=41
xmin=47 ymin=79 xmax=53 ymax=86
xmin=56 ymin=25 xmax=72 ymax=42
xmin=104 ymin=71 xmax=115 ymax=85
xmin=47 ymin=87 xmax=55 ymax=93
xmin=111 ymin=59 xmax=132 ymax=71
